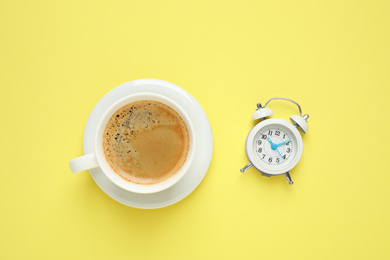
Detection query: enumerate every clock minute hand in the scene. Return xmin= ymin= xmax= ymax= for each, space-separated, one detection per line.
xmin=275 ymin=147 xmax=284 ymax=160
xmin=268 ymin=138 xmax=284 ymax=160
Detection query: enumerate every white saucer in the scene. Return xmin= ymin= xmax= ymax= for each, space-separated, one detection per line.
xmin=83 ymin=79 xmax=213 ymax=209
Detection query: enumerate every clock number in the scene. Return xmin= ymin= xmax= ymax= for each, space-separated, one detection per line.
xmin=262 ymin=154 xmax=266 ymax=159
xmin=268 ymin=130 xmax=272 ymax=136
xmin=275 ymin=130 xmax=280 ymax=136
xmin=258 ymin=148 xmax=262 ymax=153
xmin=286 ymin=148 xmax=291 ymax=153
xmin=283 ymin=155 xmax=286 ymax=160
xmin=257 ymin=140 xmax=262 ymax=145
xmin=276 ymin=158 xmax=280 ymax=163
xmin=261 ymin=134 xmax=267 ymax=140
xmin=283 ymin=134 xmax=286 ymax=139
xmin=268 ymin=157 xmax=272 ymax=163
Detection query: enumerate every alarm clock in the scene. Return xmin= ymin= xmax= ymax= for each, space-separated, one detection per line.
xmin=240 ymin=97 xmax=309 ymax=185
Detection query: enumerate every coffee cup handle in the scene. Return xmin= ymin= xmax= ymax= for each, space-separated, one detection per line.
xmin=69 ymin=154 xmax=99 ymax=173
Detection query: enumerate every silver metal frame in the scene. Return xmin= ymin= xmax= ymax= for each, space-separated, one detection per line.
xmin=263 ymin=97 xmax=303 ymax=117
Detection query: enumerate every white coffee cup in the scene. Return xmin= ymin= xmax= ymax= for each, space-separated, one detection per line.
xmin=69 ymin=92 xmax=196 ymax=194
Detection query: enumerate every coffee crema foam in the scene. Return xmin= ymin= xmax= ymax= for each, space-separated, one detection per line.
xmin=103 ymin=100 xmax=189 ymax=184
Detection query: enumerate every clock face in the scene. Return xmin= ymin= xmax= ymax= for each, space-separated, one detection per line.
xmin=245 ymin=118 xmax=303 ymax=175
xmin=255 ymin=128 xmax=293 ymax=165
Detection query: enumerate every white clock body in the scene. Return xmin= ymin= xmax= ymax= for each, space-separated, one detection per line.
xmin=245 ymin=118 xmax=303 ymax=176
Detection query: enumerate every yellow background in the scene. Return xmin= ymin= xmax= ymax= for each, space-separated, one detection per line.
xmin=1 ymin=0 xmax=389 ymax=259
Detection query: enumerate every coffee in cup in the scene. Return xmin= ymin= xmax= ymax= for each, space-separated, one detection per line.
xmin=70 ymin=92 xmax=195 ymax=194
xmin=103 ymin=100 xmax=190 ymax=185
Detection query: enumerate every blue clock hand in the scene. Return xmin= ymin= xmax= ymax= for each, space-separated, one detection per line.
xmin=275 ymin=140 xmax=291 ymax=148
xmin=268 ymin=138 xmax=286 ymax=160
xmin=267 ymin=138 xmax=277 ymax=150
xmin=276 ymin=148 xmax=284 ymax=160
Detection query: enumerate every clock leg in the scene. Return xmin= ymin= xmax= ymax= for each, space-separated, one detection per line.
xmin=240 ymin=163 xmax=253 ymax=173
xmin=284 ymin=172 xmax=294 ymax=185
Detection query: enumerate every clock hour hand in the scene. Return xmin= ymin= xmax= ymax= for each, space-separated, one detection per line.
xmin=275 ymin=140 xmax=291 ymax=148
